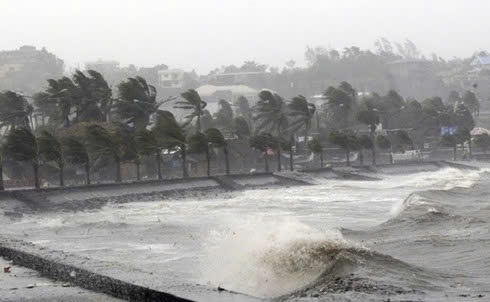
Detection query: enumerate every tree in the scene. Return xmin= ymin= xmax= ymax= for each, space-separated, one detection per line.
xmin=38 ymin=130 xmax=65 ymax=186
xmin=234 ymin=96 xmax=253 ymax=126
xmin=135 ymin=128 xmax=164 ymax=180
xmin=4 ymin=128 xmax=40 ymax=188
xmin=454 ymin=103 xmax=475 ymax=131
xmin=62 ymin=136 xmax=91 ymax=184
xmin=154 ymin=111 xmax=189 ymax=178
xmin=474 ymin=133 xmax=490 ymax=154
xmin=188 ymin=132 xmax=210 ymax=176
xmin=376 ymin=135 xmax=392 ymax=164
xmin=0 ymin=91 xmax=33 ymax=130
xmin=43 ymin=77 xmax=79 ymax=127
xmin=287 ymin=95 xmax=316 ymax=145
xmin=323 ymin=86 xmax=353 ymax=129
xmin=328 ymin=130 xmax=357 ymax=166
xmin=233 ymin=116 xmax=251 ymax=139
xmin=72 ymin=70 xmax=112 ymax=122
xmin=356 ymin=102 xmax=380 ymax=165
xmin=114 ymin=76 xmax=159 ymax=130
xmin=254 ymin=90 xmax=289 ymax=135
xmin=249 ymin=133 xmax=275 ymax=172
xmin=392 ymin=130 xmax=413 ymax=152
xmin=205 ymin=128 xmax=229 ymax=175
xmin=214 ymin=100 xmax=234 ymax=128
xmin=357 ymin=134 xmax=374 ymax=166
xmin=85 ymin=124 xmax=124 ymax=182
xmin=441 ymin=134 xmax=457 ymax=160
xmin=307 ymin=137 xmax=324 ymax=168
xmin=175 ymin=89 xmax=207 ymax=132
xmin=461 ymin=90 xmax=480 ymax=116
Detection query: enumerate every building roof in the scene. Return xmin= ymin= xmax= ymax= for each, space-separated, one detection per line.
xmin=471 ymin=56 xmax=490 ymax=66
xmin=388 ymin=58 xmax=431 ymax=65
xmin=196 ymin=84 xmax=258 ymax=97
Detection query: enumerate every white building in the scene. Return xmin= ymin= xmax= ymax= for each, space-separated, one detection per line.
xmin=158 ymin=69 xmax=185 ymax=88
xmin=195 ymin=84 xmax=259 ymax=114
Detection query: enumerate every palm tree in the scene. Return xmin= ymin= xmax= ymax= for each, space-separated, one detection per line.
xmin=4 ymin=128 xmax=40 ymax=188
xmin=154 ymin=111 xmax=189 ymax=178
xmin=44 ymin=77 xmax=79 ymax=128
xmin=0 ymin=91 xmax=33 ymax=131
xmin=135 ymin=128 xmax=164 ymax=180
xmin=233 ymin=116 xmax=251 ymax=139
xmin=188 ymin=132 xmax=210 ymax=176
xmin=249 ymin=132 xmax=275 ymax=172
xmin=474 ymin=133 xmax=490 ymax=154
xmin=205 ymin=128 xmax=229 ymax=175
xmin=323 ymin=86 xmax=354 ymax=129
xmin=287 ymin=95 xmax=316 ymax=146
xmin=234 ymin=96 xmax=253 ymax=127
xmin=175 ymin=89 xmax=207 ymax=132
xmin=114 ymin=76 xmax=160 ymax=130
xmin=328 ymin=130 xmax=356 ymax=166
xmin=376 ymin=135 xmax=393 ymax=164
xmin=357 ymin=135 xmax=374 ymax=166
xmin=357 ymin=103 xmax=380 ymax=165
xmin=441 ymin=134 xmax=457 ymax=161
xmin=85 ymin=124 xmax=124 ymax=182
xmin=72 ymin=70 xmax=112 ymax=122
xmin=279 ymin=135 xmax=294 ymax=171
xmin=38 ymin=130 xmax=65 ymax=186
xmin=307 ymin=137 xmax=324 ymax=168
xmin=254 ymin=90 xmax=289 ymax=135
xmin=62 ymin=136 xmax=91 ymax=184
xmin=214 ymin=100 xmax=234 ymax=129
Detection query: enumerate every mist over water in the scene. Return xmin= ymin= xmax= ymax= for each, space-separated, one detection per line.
xmin=2 ymin=166 xmax=489 ymax=300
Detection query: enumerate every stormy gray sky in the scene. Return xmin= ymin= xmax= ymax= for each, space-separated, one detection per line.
xmin=1 ymin=0 xmax=489 ymax=73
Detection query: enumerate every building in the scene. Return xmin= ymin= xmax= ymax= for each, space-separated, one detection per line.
xmin=158 ymin=69 xmax=185 ymax=88
xmin=470 ymin=56 xmax=490 ymax=71
xmin=189 ymin=84 xmax=259 ymax=115
xmin=208 ymin=71 xmax=268 ymax=88
xmin=0 ymin=45 xmax=64 ymax=94
xmin=85 ymin=59 xmax=120 ymax=75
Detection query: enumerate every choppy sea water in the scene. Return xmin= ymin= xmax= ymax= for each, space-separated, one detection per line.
xmin=2 ymin=166 xmax=490 ymax=301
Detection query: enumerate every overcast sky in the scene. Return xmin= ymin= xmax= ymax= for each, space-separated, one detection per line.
xmin=1 ymin=0 xmax=489 ymax=73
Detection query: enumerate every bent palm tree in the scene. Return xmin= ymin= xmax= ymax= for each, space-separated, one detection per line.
xmin=254 ymin=90 xmax=289 ymax=135
xmin=114 ymin=76 xmax=160 ymax=130
xmin=287 ymin=95 xmax=316 ymax=144
xmin=62 ymin=136 xmax=91 ymax=184
xmin=85 ymin=124 xmax=124 ymax=182
xmin=135 ymin=128 xmax=165 ymax=179
xmin=175 ymin=89 xmax=207 ymax=132
xmin=4 ymin=128 xmax=40 ymax=188
xmin=38 ymin=131 xmax=65 ymax=186
xmin=357 ymin=135 xmax=374 ymax=166
xmin=205 ymin=128 xmax=229 ymax=175
xmin=249 ymin=132 xmax=276 ymax=172
xmin=307 ymin=137 xmax=324 ymax=168
xmin=154 ymin=111 xmax=189 ymax=178
xmin=0 ymin=91 xmax=33 ymax=130
xmin=188 ymin=132 xmax=210 ymax=176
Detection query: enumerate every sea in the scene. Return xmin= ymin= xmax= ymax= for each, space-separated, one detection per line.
xmin=1 ymin=164 xmax=489 ymax=301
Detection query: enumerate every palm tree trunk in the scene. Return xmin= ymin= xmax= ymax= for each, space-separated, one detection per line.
xmin=224 ymin=146 xmax=230 ymax=175
xmin=196 ymin=114 xmax=201 ymax=132
xmin=468 ymin=139 xmax=472 ymax=158
xmin=453 ymin=145 xmax=457 ymax=161
xmin=33 ymin=163 xmax=40 ymax=189
xmin=59 ymin=164 xmax=64 ymax=186
xmin=115 ymin=158 xmax=122 ymax=183
xmin=289 ymin=146 xmax=294 ymax=171
xmin=0 ymin=161 xmax=4 ymax=191
xmin=85 ymin=162 xmax=91 ymax=185
xmin=156 ymin=153 xmax=162 ymax=180
xmin=277 ymin=149 xmax=281 ymax=172
xmin=346 ymin=149 xmax=350 ymax=166
xmin=136 ymin=161 xmax=141 ymax=181
xmin=206 ymin=147 xmax=210 ymax=177
xmin=359 ymin=151 xmax=364 ymax=166
xmin=264 ymin=154 xmax=269 ymax=173
xmin=182 ymin=146 xmax=189 ymax=178
xmin=370 ymin=126 xmax=376 ymax=166
xmin=371 ymin=148 xmax=376 ymax=166
xmin=320 ymin=152 xmax=324 ymax=168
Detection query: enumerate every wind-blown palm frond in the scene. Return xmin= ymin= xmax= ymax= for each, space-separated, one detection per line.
xmin=176 ymin=89 xmax=207 ymax=132
xmin=253 ymin=90 xmax=289 ymax=135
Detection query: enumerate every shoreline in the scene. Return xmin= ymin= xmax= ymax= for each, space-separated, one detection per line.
xmin=0 ymin=160 xmax=481 ymax=302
